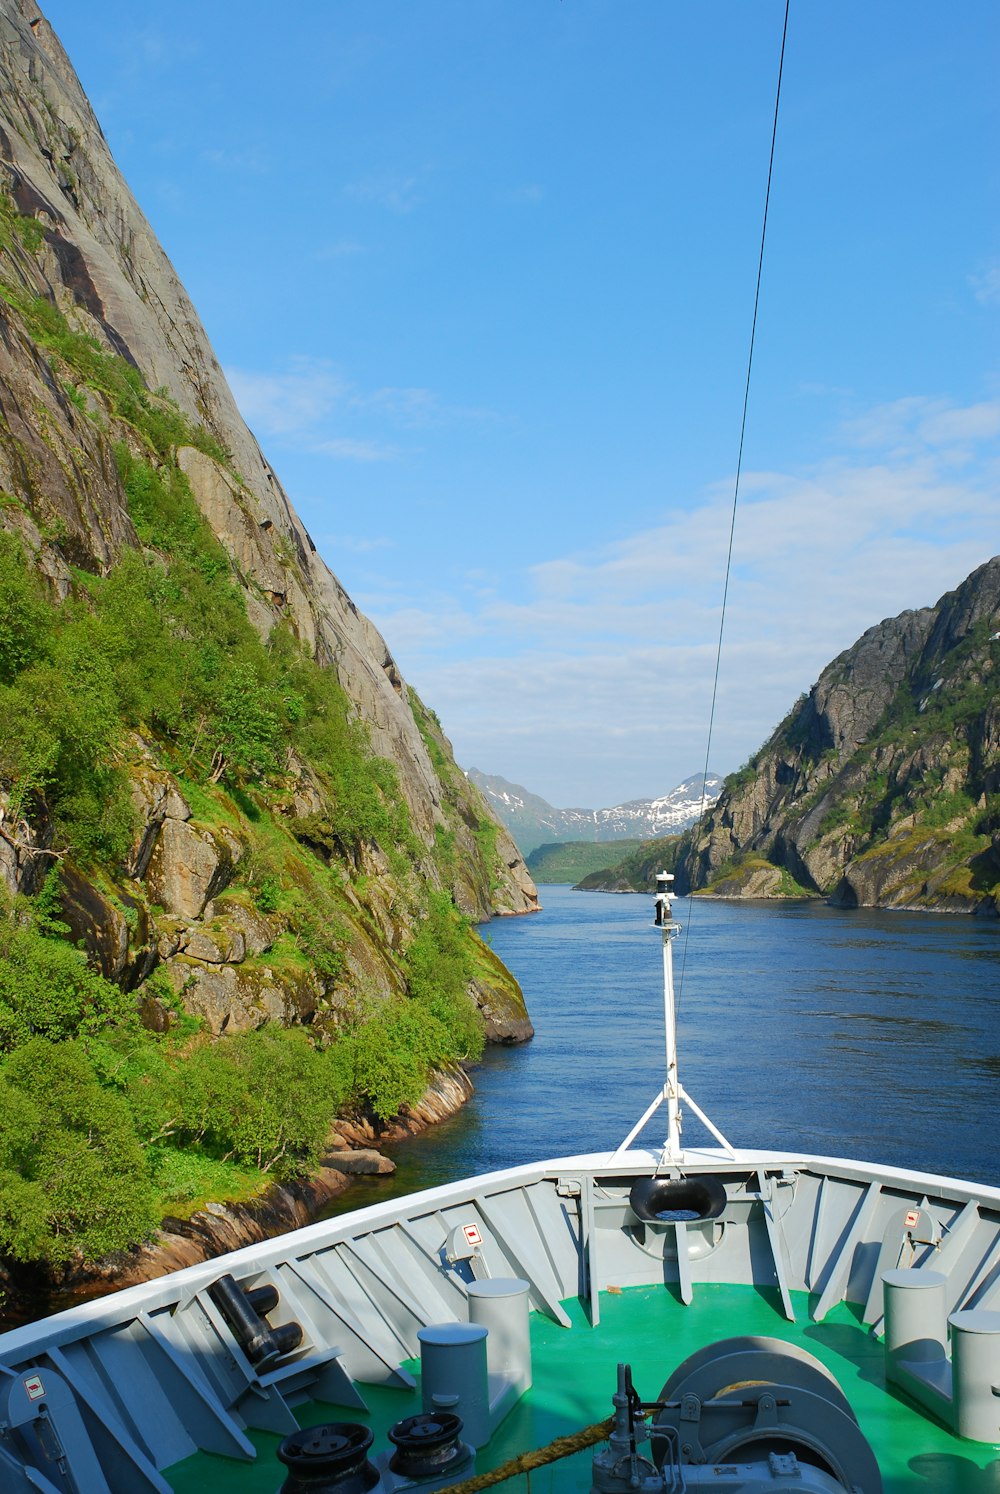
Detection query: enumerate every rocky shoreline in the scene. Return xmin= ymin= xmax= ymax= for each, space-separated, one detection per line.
xmin=0 ymin=1066 xmax=473 ymax=1329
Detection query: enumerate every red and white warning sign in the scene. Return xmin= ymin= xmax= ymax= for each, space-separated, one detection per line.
xmin=462 ymin=1223 xmax=483 ymax=1248
xmin=23 ymin=1374 xmax=45 ymax=1401
xmin=904 ymin=1209 xmax=920 ymax=1230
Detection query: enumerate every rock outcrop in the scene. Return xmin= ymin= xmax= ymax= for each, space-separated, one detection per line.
xmin=677 ymin=558 xmax=1000 ymax=915
xmin=0 ymin=0 xmax=538 ymax=1046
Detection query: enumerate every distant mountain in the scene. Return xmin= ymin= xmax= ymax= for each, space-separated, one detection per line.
xmin=466 ymin=770 xmax=723 ymax=856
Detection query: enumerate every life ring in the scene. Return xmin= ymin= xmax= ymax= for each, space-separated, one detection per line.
xmin=628 ymin=1174 xmax=727 ymax=1222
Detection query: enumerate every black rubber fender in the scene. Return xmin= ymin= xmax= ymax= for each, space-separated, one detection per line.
xmin=628 ymin=1173 xmax=728 ymax=1222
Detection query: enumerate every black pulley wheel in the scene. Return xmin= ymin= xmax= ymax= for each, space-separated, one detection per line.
xmin=277 ymin=1422 xmax=379 ymax=1494
xmin=388 ymin=1411 xmax=467 ymax=1477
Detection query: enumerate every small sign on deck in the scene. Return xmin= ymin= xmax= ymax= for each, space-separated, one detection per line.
xmin=462 ymin=1223 xmax=483 ymax=1248
xmin=23 ymin=1374 xmax=45 ymax=1401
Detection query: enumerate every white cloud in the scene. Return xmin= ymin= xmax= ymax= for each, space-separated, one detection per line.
xmin=123 ymin=27 xmax=200 ymax=68
xmin=364 ymin=392 xmax=1000 ymax=804
xmin=313 ymin=437 xmax=398 ymax=463
xmin=356 ymin=386 xmax=439 ymax=426
xmin=226 ymin=358 xmax=346 ymax=438
xmin=344 ymin=173 xmax=421 ymax=213
xmin=201 ymin=146 xmax=271 ymax=175
xmin=314 ymin=239 xmax=366 ymax=260
xmin=501 ymin=183 xmax=544 ymax=205
xmin=843 ymin=395 xmax=1000 ymax=458
xmin=323 ymin=533 xmax=394 ymax=554
xmin=226 ymin=359 xmax=496 ymax=462
xmin=969 ymin=260 xmax=1000 ymax=307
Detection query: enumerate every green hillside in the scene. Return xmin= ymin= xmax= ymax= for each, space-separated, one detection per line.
xmin=526 ymin=840 xmax=644 ymax=883
xmin=574 ymin=837 xmax=683 ymax=892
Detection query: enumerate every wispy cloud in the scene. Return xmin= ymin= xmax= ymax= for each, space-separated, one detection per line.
xmin=313 ymin=437 xmax=398 ymax=463
xmin=313 ymin=239 xmax=366 ymax=261
xmin=201 ymin=145 xmax=272 ymax=175
xmin=344 ymin=173 xmax=422 ymax=213
xmin=500 ymin=183 xmax=544 ymax=205
xmin=226 ymin=359 xmax=496 ymax=456
xmin=361 ymin=392 xmax=1000 ymax=804
xmin=123 ymin=26 xmax=200 ymax=68
xmin=844 ymin=395 xmax=1000 ymax=457
xmin=323 ymin=533 xmax=395 ymax=554
xmin=969 ymin=260 xmax=1000 ymax=307
xmin=226 ymin=358 xmax=346 ymax=438
xmin=350 ymin=385 xmax=498 ymax=429
xmin=356 ymin=386 xmax=440 ymax=426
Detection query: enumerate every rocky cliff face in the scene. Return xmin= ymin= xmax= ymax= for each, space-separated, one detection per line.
xmin=0 ymin=0 xmax=537 ymax=1040
xmin=678 ymin=558 xmax=1000 ymax=915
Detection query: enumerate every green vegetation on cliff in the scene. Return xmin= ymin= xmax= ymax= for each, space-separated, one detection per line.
xmin=0 ymin=876 xmax=485 ymax=1265
xmin=526 ymin=839 xmax=644 ymax=884
xmin=0 ymin=203 xmax=522 ymax=1268
xmin=574 ymin=836 xmax=683 ymax=892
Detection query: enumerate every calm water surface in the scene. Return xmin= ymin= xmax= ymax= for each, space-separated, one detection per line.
xmin=334 ymin=888 xmax=1000 ymax=1213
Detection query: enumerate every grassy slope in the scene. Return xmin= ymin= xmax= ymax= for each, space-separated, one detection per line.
xmin=574 ymin=836 xmax=683 ymax=892
xmin=526 ymin=840 xmax=645 ymax=883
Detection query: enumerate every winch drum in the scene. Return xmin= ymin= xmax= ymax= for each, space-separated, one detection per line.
xmin=651 ymin=1336 xmax=881 ymax=1492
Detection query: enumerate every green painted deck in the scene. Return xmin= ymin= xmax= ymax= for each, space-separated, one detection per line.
xmin=165 ymin=1285 xmax=999 ymax=1493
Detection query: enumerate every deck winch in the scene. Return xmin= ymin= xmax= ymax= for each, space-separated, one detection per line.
xmin=592 ymin=1341 xmax=882 ymax=1494
xmin=277 ymin=1413 xmax=473 ymax=1494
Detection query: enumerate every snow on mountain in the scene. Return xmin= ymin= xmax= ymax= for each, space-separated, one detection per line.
xmin=466 ymin=770 xmax=723 ymax=855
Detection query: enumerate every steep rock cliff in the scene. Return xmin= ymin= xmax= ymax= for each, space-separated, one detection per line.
xmin=678 ymin=558 xmax=1000 ymax=914
xmin=0 ymin=1 xmax=537 ymax=1044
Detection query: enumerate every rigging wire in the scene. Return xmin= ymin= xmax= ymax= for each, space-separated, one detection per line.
xmin=676 ymin=0 xmax=790 ymax=1010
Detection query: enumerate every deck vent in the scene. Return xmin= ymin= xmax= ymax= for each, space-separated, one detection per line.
xmin=883 ymin=1268 xmax=1000 ymax=1442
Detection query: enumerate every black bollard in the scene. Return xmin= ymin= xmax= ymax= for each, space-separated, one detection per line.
xmin=208 ymin=1272 xmax=303 ymax=1369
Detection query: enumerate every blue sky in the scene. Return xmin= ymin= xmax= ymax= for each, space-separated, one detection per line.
xmin=44 ymin=1 xmax=999 ymax=807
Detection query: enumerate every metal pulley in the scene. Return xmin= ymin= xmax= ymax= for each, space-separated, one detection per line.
xmin=387 ymin=1412 xmax=470 ymax=1480
xmin=276 ymin=1422 xmax=380 ymax=1494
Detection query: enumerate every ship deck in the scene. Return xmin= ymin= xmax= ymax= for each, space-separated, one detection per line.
xmin=164 ymin=1281 xmax=995 ymax=1494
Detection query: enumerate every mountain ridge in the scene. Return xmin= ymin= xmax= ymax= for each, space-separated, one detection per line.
xmin=467 ymin=768 xmax=722 ymax=855
xmin=675 ymin=557 xmax=1000 ymax=913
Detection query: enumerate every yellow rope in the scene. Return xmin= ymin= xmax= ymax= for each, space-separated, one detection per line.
xmin=437 ymin=1416 xmax=614 ymax=1494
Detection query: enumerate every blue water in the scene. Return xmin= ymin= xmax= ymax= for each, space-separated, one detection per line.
xmin=333 ymin=888 xmax=1000 ymax=1209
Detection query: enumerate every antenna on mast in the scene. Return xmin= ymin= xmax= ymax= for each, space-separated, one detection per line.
xmin=611 ymin=874 xmax=735 ymax=1166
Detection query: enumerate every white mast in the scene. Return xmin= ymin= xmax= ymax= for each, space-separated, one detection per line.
xmin=612 ymin=871 xmax=735 ymax=1165
xmin=657 ymin=872 xmax=683 ymax=1162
